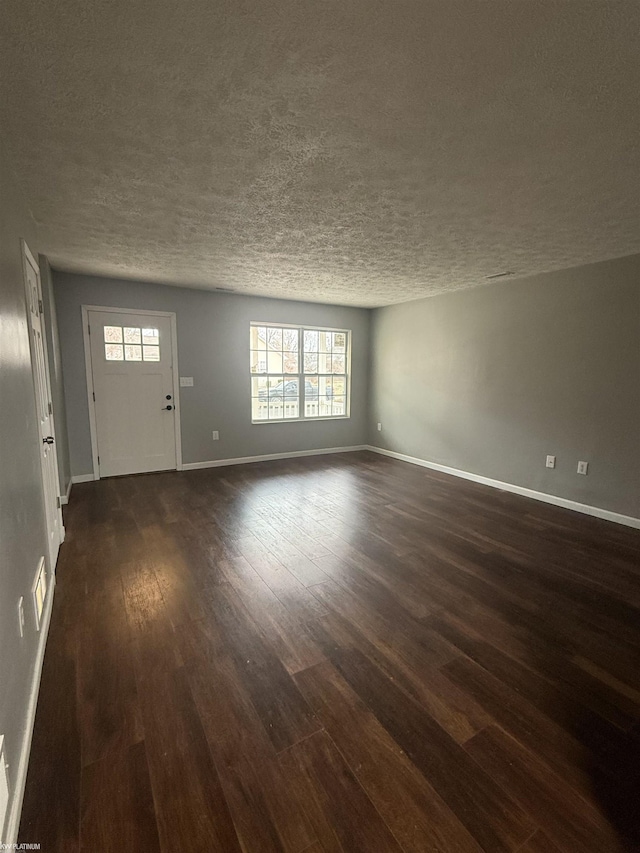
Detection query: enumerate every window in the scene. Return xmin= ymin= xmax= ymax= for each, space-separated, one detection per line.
xmin=250 ymin=324 xmax=350 ymax=422
xmin=104 ymin=325 xmax=160 ymax=362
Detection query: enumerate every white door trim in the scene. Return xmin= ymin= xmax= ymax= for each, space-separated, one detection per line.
xmin=81 ymin=305 xmax=183 ymax=479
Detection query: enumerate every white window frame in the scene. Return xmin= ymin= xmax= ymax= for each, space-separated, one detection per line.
xmin=250 ymin=322 xmax=351 ymax=424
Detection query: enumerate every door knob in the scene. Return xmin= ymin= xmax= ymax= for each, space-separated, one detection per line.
xmin=163 ymin=405 xmax=173 ymax=411
xmin=43 ymin=436 xmax=54 ymax=444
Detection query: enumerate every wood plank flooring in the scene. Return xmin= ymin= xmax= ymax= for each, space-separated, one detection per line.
xmin=18 ymin=451 xmax=640 ymax=852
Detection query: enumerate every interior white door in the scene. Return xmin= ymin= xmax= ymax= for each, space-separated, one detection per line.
xmin=23 ymin=242 xmax=64 ymax=572
xmin=88 ymin=310 xmax=177 ymax=477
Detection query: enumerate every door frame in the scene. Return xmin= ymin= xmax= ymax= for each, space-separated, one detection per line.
xmin=81 ymin=304 xmax=183 ymax=480
xmin=21 ymin=240 xmax=65 ymax=565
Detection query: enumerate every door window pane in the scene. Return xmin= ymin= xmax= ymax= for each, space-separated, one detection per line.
xmin=104 ymin=325 xmax=123 ymax=343
xmin=124 ymin=327 xmax=141 ymax=344
xmin=103 ymin=324 xmax=162 ymax=361
xmin=143 ymin=346 xmax=160 ymax=361
xmin=124 ymin=344 xmax=142 ymax=361
xmin=105 ymin=343 xmax=124 ymax=360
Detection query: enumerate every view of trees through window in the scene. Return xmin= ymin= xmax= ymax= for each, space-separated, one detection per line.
xmin=250 ymin=324 xmax=350 ymax=421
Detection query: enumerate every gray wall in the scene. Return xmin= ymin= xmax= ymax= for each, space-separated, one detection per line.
xmin=53 ymin=272 xmax=370 ymax=477
xmin=0 ymin=143 xmax=50 ymax=838
xmin=39 ymin=256 xmax=71 ymax=497
xmin=370 ymin=254 xmax=640 ymax=519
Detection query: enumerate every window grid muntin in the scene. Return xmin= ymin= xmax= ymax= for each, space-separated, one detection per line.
xmin=250 ymin=323 xmax=349 ymax=423
xmin=103 ymin=325 xmax=160 ymax=362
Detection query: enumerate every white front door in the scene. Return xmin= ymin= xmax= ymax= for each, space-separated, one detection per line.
xmin=88 ymin=310 xmax=178 ymax=477
xmin=22 ymin=242 xmax=64 ymax=572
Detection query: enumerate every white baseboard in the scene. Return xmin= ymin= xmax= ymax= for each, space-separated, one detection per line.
xmin=59 ymin=478 xmax=73 ymax=505
xmin=182 ymin=445 xmax=367 ymax=471
xmin=71 ymin=473 xmax=95 ymax=484
xmin=4 ymin=574 xmax=56 ymax=845
xmin=365 ymin=445 xmax=640 ymax=530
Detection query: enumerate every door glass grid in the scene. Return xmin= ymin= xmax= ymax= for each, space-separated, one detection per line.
xmin=104 ymin=325 xmax=160 ymax=361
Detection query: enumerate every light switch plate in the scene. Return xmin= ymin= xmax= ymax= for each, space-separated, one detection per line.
xmin=180 ymin=376 xmax=194 ymax=387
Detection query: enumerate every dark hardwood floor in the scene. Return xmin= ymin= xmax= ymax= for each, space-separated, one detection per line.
xmin=19 ymin=451 xmax=640 ymax=852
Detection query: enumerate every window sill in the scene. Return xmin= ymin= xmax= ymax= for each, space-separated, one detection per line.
xmin=251 ymin=416 xmax=351 ymax=425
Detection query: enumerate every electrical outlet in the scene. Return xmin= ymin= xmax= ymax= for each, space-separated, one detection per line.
xmin=577 ymin=461 xmax=589 ymax=475
xmin=17 ymin=597 xmax=25 ymax=638
xmin=212 ymin=431 xmax=219 ymax=441
xmin=546 ymin=455 xmax=556 ymax=469
xmin=377 ymin=423 xmax=382 ymax=431
xmin=180 ymin=376 xmax=194 ymax=387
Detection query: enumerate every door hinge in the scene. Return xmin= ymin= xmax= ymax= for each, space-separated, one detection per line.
xmin=48 ymin=401 xmax=53 ymax=415
xmin=56 ymin=496 xmax=61 ymax=509
xmin=97 ymin=455 xmax=100 ymax=465
xmin=88 ymin=323 xmax=91 ymax=335
xmin=38 ymin=299 xmax=43 ymax=314
xmin=92 ymin=391 xmax=95 ymax=402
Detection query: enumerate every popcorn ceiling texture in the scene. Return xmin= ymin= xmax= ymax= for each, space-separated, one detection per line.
xmin=2 ymin=1 xmax=640 ymax=307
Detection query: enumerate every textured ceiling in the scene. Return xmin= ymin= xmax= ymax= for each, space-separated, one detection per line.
xmin=2 ymin=1 xmax=640 ymax=307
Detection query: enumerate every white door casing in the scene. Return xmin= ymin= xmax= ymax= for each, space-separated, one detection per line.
xmin=86 ymin=308 xmax=179 ymax=478
xmin=22 ymin=241 xmax=64 ymax=573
